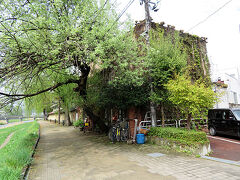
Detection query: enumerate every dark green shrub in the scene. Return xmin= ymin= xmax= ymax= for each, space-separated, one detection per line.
xmin=148 ymin=127 xmax=208 ymax=146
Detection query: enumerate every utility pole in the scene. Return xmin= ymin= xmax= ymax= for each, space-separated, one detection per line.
xmin=143 ymin=0 xmax=157 ymax=127
xmin=144 ymin=0 xmax=151 ymax=46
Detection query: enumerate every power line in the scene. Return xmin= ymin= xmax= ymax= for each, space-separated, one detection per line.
xmin=187 ymin=0 xmax=233 ymax=32
xmin=115 ymin=0 xmax=135 ymax=24
xmin=104 ymin=0 xmax=135 ymax=35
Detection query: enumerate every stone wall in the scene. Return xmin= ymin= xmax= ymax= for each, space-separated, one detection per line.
xmin=48 ymin=108 xmax=82 ymax=125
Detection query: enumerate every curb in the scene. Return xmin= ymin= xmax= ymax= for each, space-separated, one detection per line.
xmin=201 ymin=155 xmax=240 ymax=166
xmin=21 ymin=123 xmax=41 ymax=180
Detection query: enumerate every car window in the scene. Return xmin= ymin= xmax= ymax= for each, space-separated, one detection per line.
xmin=215 ymin=111 xmax=223 ymax=120
xmin=223 ymin=110 xmax=230 ymax=120
xmin=233 ymin=110 xmax=240 ymax=120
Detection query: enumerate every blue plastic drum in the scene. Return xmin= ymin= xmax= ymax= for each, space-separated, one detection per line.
xmin=136 ymin=133 xmax=145 ymax=144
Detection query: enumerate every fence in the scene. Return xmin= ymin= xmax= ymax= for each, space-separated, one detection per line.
xmin=139 ymin=118 xmax=208 ymax=129
xmin=0 ymin=116 xmax=43 ymax=124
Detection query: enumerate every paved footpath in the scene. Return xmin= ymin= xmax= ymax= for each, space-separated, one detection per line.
xmin=28 ymin=121 xmax=240 ymax=180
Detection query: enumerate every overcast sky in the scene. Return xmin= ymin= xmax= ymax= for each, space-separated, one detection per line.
xmin=116 ymin=0 xmax=240 ymax=78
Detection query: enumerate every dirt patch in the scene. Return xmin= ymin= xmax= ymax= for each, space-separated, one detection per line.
xmin=0 ymin=132 xmax=15 ymax=150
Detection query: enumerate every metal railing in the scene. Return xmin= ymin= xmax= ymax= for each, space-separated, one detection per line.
xmin=139 ymin=118 xmax=207 ymax=129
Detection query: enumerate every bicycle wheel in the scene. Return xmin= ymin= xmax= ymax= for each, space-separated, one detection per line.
xmin=108 ymin=128 xmax=113 ymax=141
xmin=112 ymin=127 xmax=117 ymax=143
xmin=121 ymin=129 xmax=128 ymax=141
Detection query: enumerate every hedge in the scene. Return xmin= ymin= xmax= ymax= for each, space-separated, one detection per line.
xmin=148 ymin=127 xmax=209 ymax=146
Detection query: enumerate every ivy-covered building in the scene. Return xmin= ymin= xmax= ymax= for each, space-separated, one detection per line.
xmin=134 ymin=20 xmax=211 ymax=83
xmin=124 ymin=20 xmax=212 ymax=137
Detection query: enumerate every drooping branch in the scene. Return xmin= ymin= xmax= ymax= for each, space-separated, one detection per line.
xmin=0 ymin=62 xmax=91 ymax=108
xmin=0 ymin=79 xmax=79 ymax=98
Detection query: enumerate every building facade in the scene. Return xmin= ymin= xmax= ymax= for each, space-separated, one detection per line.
xmin=213 ymin=73 xmax=240 ymax=108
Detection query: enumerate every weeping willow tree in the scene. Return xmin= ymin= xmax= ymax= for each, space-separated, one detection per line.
xmin=24 ymin=71 xmax=81 ymax=125
xmin=0 ymin=0 xmax=145 ymax=132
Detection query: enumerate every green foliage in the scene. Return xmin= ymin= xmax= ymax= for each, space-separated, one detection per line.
xmin=0 ymin=121 xmax=39 ymax=180
xmin=73 ymin=119 xmax=84 ymax=127
xmin=181 ymin=35 xmax=210 ymax=84
xmin=148 ymin=127 xmax=209 ymax=146
xmin=148 ymin=31 xmax=187 ymax=104
xmin=101 ymin=83 xmax=150 ymax=110
xmin=97 ymin=28 xmax=147 ymax=88
xmin=0 ymin=0 xmax=143 ymax=115
xmin=166 ymin=74 xmax=218 ymax=117
xmin=84 ymin=72 xmax=150 ymax=111
xmin=3 ymin=103 xmax=23 ymax=116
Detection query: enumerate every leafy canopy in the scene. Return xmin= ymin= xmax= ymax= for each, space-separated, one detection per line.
xmin=0 ymin=0 xmax=145 ymax=113
xmin=147 ymin=31 xmax=187 ymax=104
xmin=166 ymin=74 xmax=218 ymax=117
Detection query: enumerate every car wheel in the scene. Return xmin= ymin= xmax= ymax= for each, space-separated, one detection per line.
xmin=209 ymin=127 xmax=216 ymax=136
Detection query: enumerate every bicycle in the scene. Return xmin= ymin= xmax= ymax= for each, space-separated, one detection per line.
xmin=109 ymin=125 xmax=117 ymax=143
xmin=121 ymin=126 xmax=128 ymax=141
xmin=109 ymin=119 xmax=129 ymax=142
xmin=116 ymin=122 xmax=121 ymax=142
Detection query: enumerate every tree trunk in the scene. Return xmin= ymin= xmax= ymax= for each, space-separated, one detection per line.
xmin=186 ymin=113 xmax=191 ymax=130
xmin=65 ymin=108 xmax=72 ymax=126
xmin=75 ymin=64 xmax=108 ymax=133
xmin=43 ymin=108 xmax=48 ymax=120
xmin=150 ymin=101 xmax=157 ymax=127
xmin=161 ymin=104 xmax=165 ymax=127
xmin=58 ymin=99 xmax=61 ymax=124
xmin=176 ymin=109 xmax=180 ymax=127
xmin=84 ymin=107 xmax=108 ymax=133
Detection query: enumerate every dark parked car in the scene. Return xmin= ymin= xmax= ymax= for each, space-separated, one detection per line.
xmin=208 ymin=108 xmax=240 ymax=136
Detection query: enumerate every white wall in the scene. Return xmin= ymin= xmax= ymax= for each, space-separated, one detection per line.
xmin=214 ymin=73 xmax=240 ymax=108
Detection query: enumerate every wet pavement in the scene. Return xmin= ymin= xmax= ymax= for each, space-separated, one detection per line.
xmin=28 ymin=121 xmax=240 ymax=180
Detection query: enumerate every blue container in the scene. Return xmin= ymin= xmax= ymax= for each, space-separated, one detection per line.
xmin=136 ymin=134 xmax=145 ymax=144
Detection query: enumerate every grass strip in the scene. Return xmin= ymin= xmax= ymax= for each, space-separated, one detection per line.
xmin=0 ymin=121 xmax=39 ymax=180
xmin=0 ymin=123 xmax=33 ymax=145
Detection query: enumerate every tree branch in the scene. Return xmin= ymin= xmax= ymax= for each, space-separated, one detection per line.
xmin=0 ymin=79 xmax=79 ymax=98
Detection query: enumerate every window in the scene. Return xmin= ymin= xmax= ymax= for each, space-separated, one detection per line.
xmin=233 ymin=110 xmax=240 ymax=120
xmin=223 ymin=110 xmax=230 ymax=120
xmin=233 ymin=92 xmax=238 ymax=104
xmin=215 ymin=111 xmax=222 ymax=120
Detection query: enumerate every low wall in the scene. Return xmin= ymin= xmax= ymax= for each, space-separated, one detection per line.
xmin=48 ymin=111 xmax=79 ymax=125
xmin=48 ymin=114 xmax=65 ymax=123
xmin=147 ymin=136 xmax=211 ymax=156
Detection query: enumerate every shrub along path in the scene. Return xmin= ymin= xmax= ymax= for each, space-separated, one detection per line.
xmin=28 ymin=121 xmax=240 ymax=180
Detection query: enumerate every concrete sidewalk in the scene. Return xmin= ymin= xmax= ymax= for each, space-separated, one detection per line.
xmin=28 ymin=121 xmax=240 ymax=180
